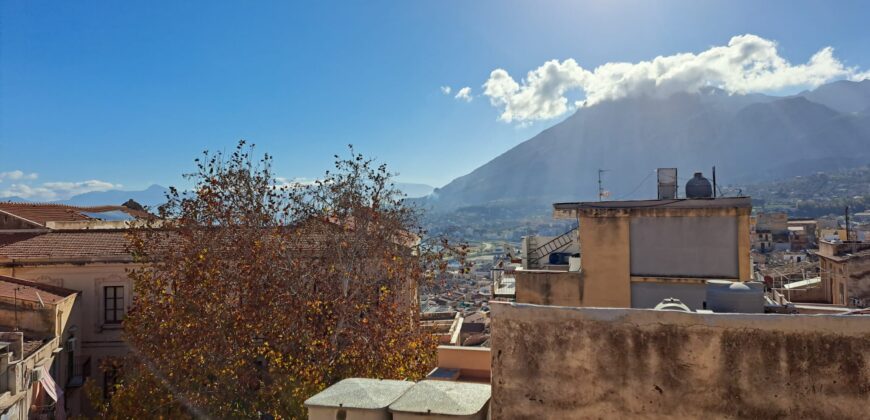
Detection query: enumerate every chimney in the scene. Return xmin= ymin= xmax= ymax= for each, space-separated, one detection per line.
xmin=657 ymin=168 xmax=678 ymax=199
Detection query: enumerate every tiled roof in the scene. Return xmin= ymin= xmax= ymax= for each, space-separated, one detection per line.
xmin=0 ymin=231 xmax=133 ymax=260
xmin=0 ymin=232 xmax=43 ymax=247
xmin=0 ymin=202 xmax=150 ymax=226
xmin=0 ymin=275 xmax=78 ymax=304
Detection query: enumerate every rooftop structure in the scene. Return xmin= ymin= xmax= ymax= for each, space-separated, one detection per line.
xmin=541 ymin=193 xmax=752 ymax=309
xmin=304 ymin=378 xmax=414 ymax=420
xmin=389 ymin=380 xmax=490 ymax=420
xmin=0 ymin=201 xmax=149 ymax=230
xmin=817 ymin=240 xmax=870 ymax=307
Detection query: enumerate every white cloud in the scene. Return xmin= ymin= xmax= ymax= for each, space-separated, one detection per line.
xmin=454 ymin=86 xmax=473 ymax=102
xmin=0 ymin=170 xmax=38 ymax=182
xmin=0 ymin=179 xmax=121 ymax=201
xmin=440 ymin=86 xmax=452 ymax=95
xmin=482 ymin=34 xmax=867 ymax=123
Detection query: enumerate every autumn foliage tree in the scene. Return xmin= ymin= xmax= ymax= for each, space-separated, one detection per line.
xmin=92 ymin=141 xmax=445 ymax=418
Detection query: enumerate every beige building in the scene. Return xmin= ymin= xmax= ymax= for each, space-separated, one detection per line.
xmin=817 ymin=240 xmax=870 ymax=307
xmin=0 ymin=275 xmax=78 ymax=420
xmin=0 ymin=202 xmax=147 ymax=416
xmin=524 ymin=197 xmax=751 ymax=310
xmin=0 ymin=230 xmax=138 ymax=413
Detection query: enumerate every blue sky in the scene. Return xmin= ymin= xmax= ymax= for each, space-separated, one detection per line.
xmin=2 ymin=0 xmax=870 ymax=200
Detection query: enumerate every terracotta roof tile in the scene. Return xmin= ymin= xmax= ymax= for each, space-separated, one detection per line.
xmin=0 ymin=275 xmax=78 ymax=304
xmin=0 ymin=231 xmax=133 ymax=260
xmin=0 ymin=202 xmax=149 ymax=226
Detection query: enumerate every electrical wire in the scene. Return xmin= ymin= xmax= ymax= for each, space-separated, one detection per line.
xmin=613 ymin=170 xmax=656 ymax=201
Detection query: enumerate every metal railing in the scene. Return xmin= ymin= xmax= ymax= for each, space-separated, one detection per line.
xmin=529 ymin=225 xmax=578 ymax=266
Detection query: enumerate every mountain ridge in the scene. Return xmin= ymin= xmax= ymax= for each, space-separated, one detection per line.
xmin=422 ymin=80 xmax=870 ymax=212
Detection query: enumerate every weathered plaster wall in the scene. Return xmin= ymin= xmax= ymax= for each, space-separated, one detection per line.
xmin=846 ymin=254 xmax=870 ymax=307
xmin=515 ymin=270 xmax=583 ymax=307
xmin=491 ymin=302 xmax=870 ymax=419
xmin=578 ymin=211 xmax=631 ymax=307
xmin=0 ymin=298 xmax=54 ymax=335
xmin=575 ymin=206 xmax=752 ymax=309
xmin=778 ymin=284 xmax=829 ymax=304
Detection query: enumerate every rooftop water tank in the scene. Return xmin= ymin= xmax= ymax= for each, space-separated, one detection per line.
xmin=653 ymin=297 xmax=692 ymax=312
xmin=705 ymin=280 xmax=764 ymax=313
xmin=685 ymin=172 xmax=713 ymax=199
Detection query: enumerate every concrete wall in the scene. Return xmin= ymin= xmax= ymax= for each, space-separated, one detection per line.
xmin=630 ymin=216 xmax=738 ymax=278
xmin=436 ymin=346 xmax=491 ymax=382
xmin=578 ymin=211 xmax=631 ymax=307
xmin=514 ymin=271 xmax=583 ymax=307
xmin=777 ymin=284 xmax=829 ymax=304
xmin=575 ymin=206 xmax=751 ymax=309
xmin=491 ymin=302 xmax=870 ymax=419
xmin=845 ymin=254 xmax=870 ymax=307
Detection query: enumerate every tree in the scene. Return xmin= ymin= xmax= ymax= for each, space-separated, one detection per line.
xmin=94 ymin=141 xmax=443 ymax=418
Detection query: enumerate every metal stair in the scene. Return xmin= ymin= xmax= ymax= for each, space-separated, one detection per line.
xmin=528 ymin=225 xmax=578 ymax=267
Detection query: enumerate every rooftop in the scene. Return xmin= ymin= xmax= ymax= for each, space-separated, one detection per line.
xmin=553 ymin=197 xmax=751 ymax=212
xmin=388 ymin=380 xmax=490 ymax=416
xmin=0 ymin=202 xmax=149 ymax=227
xmin=303 ymin=378 xmax=414 ymax=410
xmin=0 ymin=275 xmax=78 ymax=303
xmin=0 ymin=230 xmax=133 ymax=261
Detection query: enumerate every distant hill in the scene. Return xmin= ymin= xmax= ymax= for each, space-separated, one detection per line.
xmin=395 ymin=182 xmax=434 ymax=198
xmin=420 ymin=80 xmax=870 ymax=212
xmin=56 ymin=184 xmax=169 ymax=207
xmin=1 ymin=185 xmax=169 ymax=208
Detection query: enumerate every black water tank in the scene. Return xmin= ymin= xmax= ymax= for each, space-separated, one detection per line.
xmin=685 ymin=172 xmax=713 ymax=198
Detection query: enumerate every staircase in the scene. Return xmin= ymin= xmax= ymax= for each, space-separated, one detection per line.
xmin=528 ymin=225 xmax=578 ymax=268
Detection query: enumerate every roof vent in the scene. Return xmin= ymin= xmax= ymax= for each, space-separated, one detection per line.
xmin=685 ymin=172 xmax=713 ymax=199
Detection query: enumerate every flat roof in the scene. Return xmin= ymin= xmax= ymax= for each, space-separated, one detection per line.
xmin=554 ymin=197 xmax=751 ymax=211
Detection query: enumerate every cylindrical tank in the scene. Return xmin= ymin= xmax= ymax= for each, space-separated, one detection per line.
xmin=685 ymin=172 xmax=713 ymax=199
xmin=705 ymin=280 xmax=764 ymax=313
xmin=654 ymin=297 xmax=692 ymax=312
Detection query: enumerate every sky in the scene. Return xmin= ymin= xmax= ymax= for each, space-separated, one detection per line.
xmin=2 ymin=0 xmax=870 ymax=200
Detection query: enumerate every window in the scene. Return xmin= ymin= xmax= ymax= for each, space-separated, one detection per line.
xmin=104 ymin=286 xmax=125 ymax=324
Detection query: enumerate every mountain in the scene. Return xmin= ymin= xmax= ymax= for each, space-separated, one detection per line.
xmin=57 ymin=184 xmax=169 ymax=207
xmin=423 ymin=81 xmax=870 ymax=212
xmin=395 ymin=182 xmax=434 ymax=198
xmin=798 ymin=79 xmax=870 ymax=114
